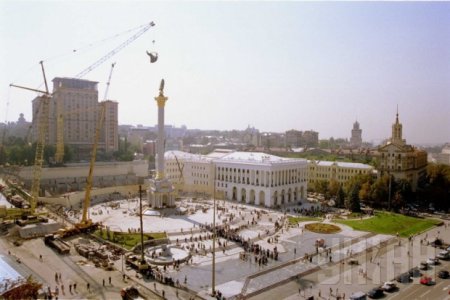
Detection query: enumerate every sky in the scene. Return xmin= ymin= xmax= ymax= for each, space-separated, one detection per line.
xmin=1 ymin=1 xmax=449 ymax=145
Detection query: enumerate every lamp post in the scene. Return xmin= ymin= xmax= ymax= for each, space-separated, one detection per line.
xmin=138 ymin=185 xmax=148 ymax=271
xmin=388 ymin=171 xmax=392 ymax=211
xmin=212 ymin=163 xmax=216 ymax=296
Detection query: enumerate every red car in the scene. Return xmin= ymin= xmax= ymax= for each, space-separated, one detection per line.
xmin=420 ymin=276 xmax=435 ymax=286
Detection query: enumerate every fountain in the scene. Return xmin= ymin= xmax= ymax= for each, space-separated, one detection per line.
xmin=145 ymin=244 xmax=190 ymax=266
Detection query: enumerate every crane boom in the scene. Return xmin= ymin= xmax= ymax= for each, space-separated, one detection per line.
xmin=9 ymin=84 xmax=47 ymax=94
xmin=103 ymin=63 xmax=116 ymax=100
xmin=75 ymin=21 xmax=155 ymax=78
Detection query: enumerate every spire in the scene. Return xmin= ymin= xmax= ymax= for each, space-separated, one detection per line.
xmin=391 ymin=106 xmax=403 ymax=145
xmin=396 ymin=104 xmax=399 ymax=123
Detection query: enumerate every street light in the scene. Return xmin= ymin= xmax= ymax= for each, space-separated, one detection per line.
xmin=211 ymin=163 xmax=216 ymax=296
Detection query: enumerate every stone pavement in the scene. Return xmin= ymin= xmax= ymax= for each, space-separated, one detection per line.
xmin=266 ymin=217 xmax=450 ymax=300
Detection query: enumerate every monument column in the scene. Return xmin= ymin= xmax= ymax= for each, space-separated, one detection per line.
xmin=155 ymin=82 xmax=168 ymax=180
xmin=148 ymin=79 xmax=175 ymax=208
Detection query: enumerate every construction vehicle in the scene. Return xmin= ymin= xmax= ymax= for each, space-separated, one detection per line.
xmin=54 ymin=21 xmax=156 ymax=164
xmin=44 ymin=233 xmax=70 ymax=254
xmin=9 ymin=61 xmax=51 ymax=216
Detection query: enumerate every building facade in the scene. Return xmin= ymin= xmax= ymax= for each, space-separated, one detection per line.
xmin=350 ymin=121 xmax=362 ymax=148
xmin=285 ymin=130 xmax=319 ymax=148
xmin=103 ymin=100 xmax=119 ymax=152
xmin=376 ymin=112 xmax=427 ymax=191
xmin=285 ymin=130 xmax=303 ymax=148
xmin=302 ymin=130 xmax=319 ymax=147
xmin=308 ymin=161 xmax=374 ymax=185
xmin=165 ymin=150 xmax=308 ymax=208
xmin=32 ymin=77 xmax=119 ymax=160
xmin=165 ymin=151 xmax=215 ymax=196
xmin=434 ymin=144 xmax=450 ymax=166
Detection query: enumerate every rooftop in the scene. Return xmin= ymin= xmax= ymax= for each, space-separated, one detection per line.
xmin=310 ymin=160 xmax=373 ymax=169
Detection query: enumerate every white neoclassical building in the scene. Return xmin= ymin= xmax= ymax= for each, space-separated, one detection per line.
xmin=165 ymin=150 xmax=215 ymax=196
xmin=165 ymin=150 xmax=308 ymax=208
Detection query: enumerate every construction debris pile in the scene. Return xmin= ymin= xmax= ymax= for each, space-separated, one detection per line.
xmin=74 ymin=238 xmax=123 ymax=270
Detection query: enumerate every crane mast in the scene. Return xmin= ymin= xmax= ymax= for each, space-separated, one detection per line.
xmin=9 ymin=61 xmax=50 ymax=214
xmin=79 ymin=102 xmax=105 ymax=226
xmin=79 ymin=62 xmax=115 ymax=226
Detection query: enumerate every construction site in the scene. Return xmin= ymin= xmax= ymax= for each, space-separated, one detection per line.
xmin=0 ymin=20 xmax=360 ymax=300
xmin=0 ymin=21 xmax=316 ymax=299
xmin=4 ymin=16 xmax=441 ymax=300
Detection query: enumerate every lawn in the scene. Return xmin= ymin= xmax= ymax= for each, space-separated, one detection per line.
xmin=335 ymin=211 xmax=442 ymax=237
xmin=288 ymin=216 xmax=320 ymax=225
xmin=94 ymin=230 xmax=167 ymax=250
xmin=305 ymin=223 xmax=341 ymax=234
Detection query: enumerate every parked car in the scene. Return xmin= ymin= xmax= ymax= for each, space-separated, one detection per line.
xmin=420 ymin=276 xmax=435 ymax=286
xmin=427 ymin=257 xmax=440 ymax=265
xmin=438 ymin=270 xmax=450 ymax=279
xmin=395 ymin=272 xmax=411 ymax=283
xmin=437 ymin=251 xmax=450 ymax=260
xmin=367 ymin=288 xmax=384 ymax=299
xmin=381 ymin=281 xmax=397 ymax=292
xmin=350 ymin=291 xmax=367 ymax=300
xmin=409 ymin=267 xmax=421 ymax=277
xmin=419 ymin=261 xmax=430 ymax=270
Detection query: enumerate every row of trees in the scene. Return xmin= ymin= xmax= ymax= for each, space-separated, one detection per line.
xmin=0 ymin=136 xmax=74 ymax=166
xmin=0 ymin=136 xmax=137 ymax=166
xmin=310 ymin=163 xmax=450 ymax=212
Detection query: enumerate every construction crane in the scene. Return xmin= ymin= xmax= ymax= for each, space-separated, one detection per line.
xmin=9 ymin=61 xmax=50 ymax=214
xmin=76 ymin=63 xmax=117 ymax=229
xmin=75 ymin=21 xmax=155 ymax=78
xmin=76 ymin=103 xmax=105 ymax=229
xmin=54 ymin=21 xmax=155 ymax=164
xmin=77 ymin=62 xmax=115 ymax=228
xmin=103 ymin=62 xmax=116 ymax=100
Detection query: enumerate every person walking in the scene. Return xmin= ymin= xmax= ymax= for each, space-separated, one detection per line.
xmin=103 ymin=279 xmax=105 ymax=287
xmin=109 ymin=276 xmax=111 ymax=285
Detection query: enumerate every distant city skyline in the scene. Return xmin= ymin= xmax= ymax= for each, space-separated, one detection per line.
xmin=1 ymin=1 xmax=449 ymax=145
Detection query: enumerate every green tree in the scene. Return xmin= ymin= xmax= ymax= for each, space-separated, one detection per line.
xmin=370 ymin=174 xmax=390 ymax=208
xmin=392 ymin=191 xmax=405 ymax=212
xmin=359 ymin=182 xmax=371 ymax=204
xmin=336 ymin=185 xmax=346 ymax=208
xmin=328 ymin=179 xmax=340 ymax=198
xmin=346 ymin=185 xmax=361 ymax=212
xmin=396 ymin=179 xmax=413 ymax=204
xmin=425 ymin=164 xmax=450 ymax=211
xmin=314 ymin=180 xmax=329 ymax=196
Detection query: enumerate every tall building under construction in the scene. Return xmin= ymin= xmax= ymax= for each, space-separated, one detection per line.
xmin=32 ymin=77 xmax=118 ymax=161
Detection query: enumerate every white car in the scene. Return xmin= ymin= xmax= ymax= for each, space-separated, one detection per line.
xmin=427 ymin=257 xmax=440 ymax=265
xmin=381 ymin=281 xmax=397 ymax=292
xmin=437 ymin=251 xmax=450 ymax=260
